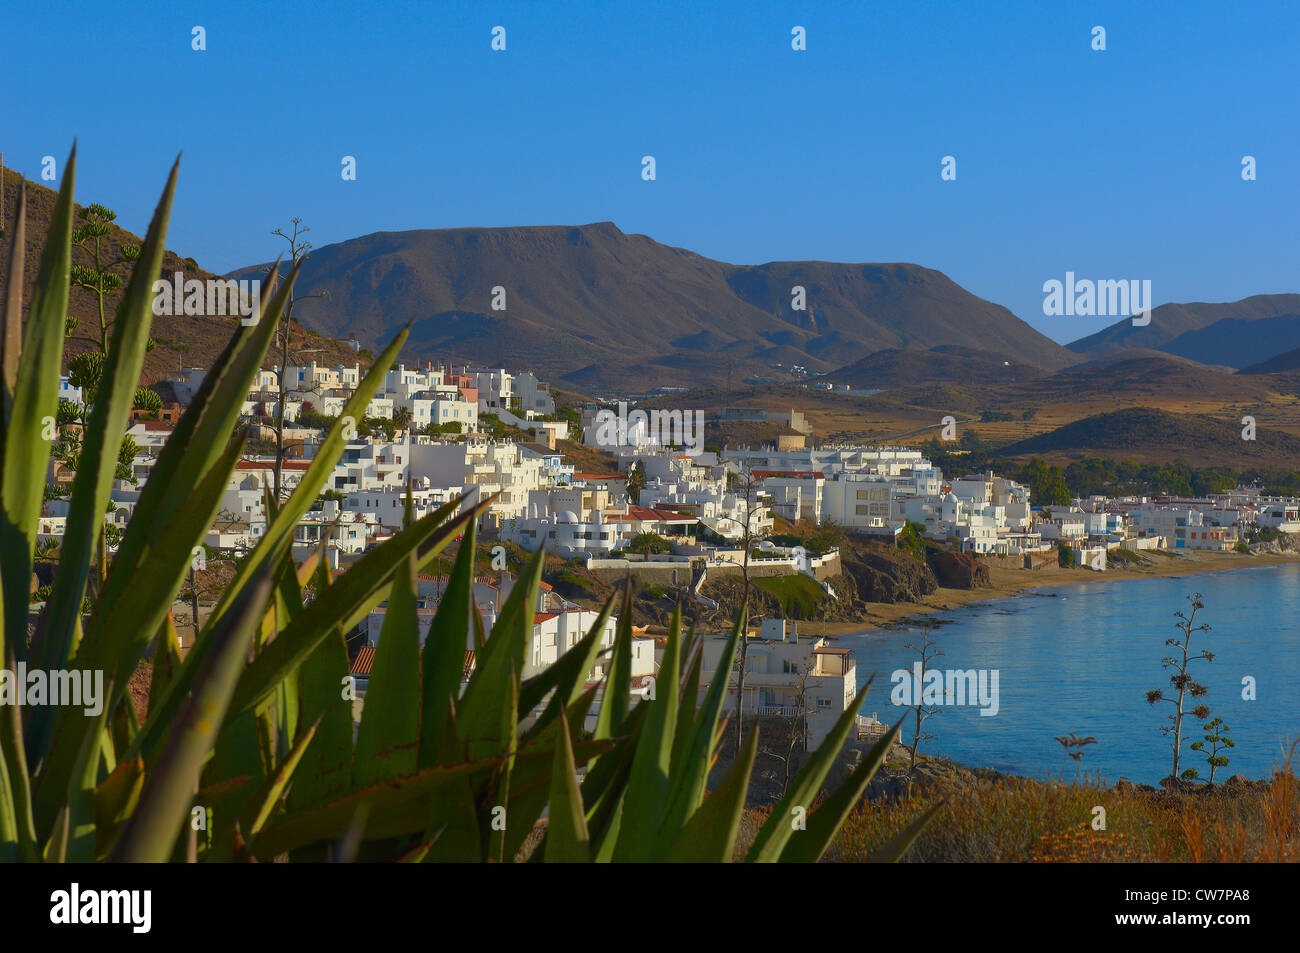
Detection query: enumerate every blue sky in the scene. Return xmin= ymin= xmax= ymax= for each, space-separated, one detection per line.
xmin=3 ymin=0 xmax=1296 ymax=344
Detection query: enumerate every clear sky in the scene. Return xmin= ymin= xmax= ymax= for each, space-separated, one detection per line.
xmin=3 ymin=0 xmax=1296 ymax=344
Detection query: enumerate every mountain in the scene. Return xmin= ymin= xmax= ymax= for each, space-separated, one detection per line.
xmin=1238 ymin=344 xmax=1300 ymax=375
xmin=1065 ymin=294 xmax=1300 ymax=369
xmin=229 ymin=222 xmax=1077 ymax=392
xmin=822 ymin=345 xmax=1048 ymax=389
xmin=0 ymin=170 xmax=364 ymax=384
xmin=998 ymin=408 xmax=1300 ymax=469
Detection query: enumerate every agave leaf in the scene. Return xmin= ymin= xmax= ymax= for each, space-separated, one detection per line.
xmin=579 ymin=699 xmax=648 ymax=860
xmin=592 ymin=581 xmax=635 ymax=741
xmin=92 ymin=755 xmax=144 ymax=859
xmin=660 ymin=608 xmax=743 ymax=838
xmin=613 ymin=607 xmax=681 ymax=861
xmin=108 ymin=559 xmax=278 ymax=862
xmin=420 ymin=703 xmax=483 ymax=862
xmin=249 ymin=757 xmax=499 ymax=859
xmin=35 ymin=437 xmax=246 ymax=833
xmin=519 ymin=590 xmax=615 ymax=735
xmin=0 ymin=727 xmax=17 ymax=862
xmin=225 ymin=499 xmax=478 ymax=723
xmin=485 ymin=665 xmax=519 ymax=863
xmin=745 ymin=678 xmax=872 ymax=863
xmin=542 ymin=709 xmax=589 ymax=862
xmin=1 ymin=145 xmax=74 ymax=663
xmin=353 ymin=552 xmax=421 ymax=786
xmin=287 ymin=624 xmax=353 ymax=812
xmin=1 ymin=179 xmax=26 ymax=416
xmin=37 ymin=157 xmax=179 ymax=680
xmin=662 ymin=731 xmax=759 ymax=863
xmin=66 ymin=680 xmax=115 ymax=862
xmin=456 ymin=547 xmax=544 ymax=761
xmin=867 ymin=797 xmax=945 ymax=863
xmin=149 ymin=612 xmax=184 ymax=713
xmin=501 ymin=685 xmax=603 ymax=862
xmin=0 ymin=643 xmax=36 ymax=861
xmin=778 ymin=707 xmax=899 ymax=863
xmin=245 ymin=713 xmax=322 ymax=837
xmin=418 ymin=518 xmax=476 ymax=768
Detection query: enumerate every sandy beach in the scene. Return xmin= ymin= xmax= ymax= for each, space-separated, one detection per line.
xmin=797 ymin=550 xmax=1300 ymax=637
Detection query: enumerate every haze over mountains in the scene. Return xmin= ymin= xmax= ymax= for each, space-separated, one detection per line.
xmin=229 ymin=222 xmax=1076 ymax=392
xmin=1065 ymin=294 xmax=1300 ymax=369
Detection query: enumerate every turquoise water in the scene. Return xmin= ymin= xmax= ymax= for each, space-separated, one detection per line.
xmin=840 ymin=563 xmax=1300 ymax=783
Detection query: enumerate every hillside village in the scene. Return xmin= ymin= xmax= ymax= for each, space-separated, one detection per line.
xmin=32 ymin=354 xmax=1300 ymax=751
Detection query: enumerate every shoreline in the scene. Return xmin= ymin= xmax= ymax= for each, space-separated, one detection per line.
xmin=798 ymin=550 xmax=1300 ymax=637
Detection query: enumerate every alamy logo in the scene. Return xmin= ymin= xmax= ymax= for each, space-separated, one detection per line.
xmin=152 ymin=271 xmax=262 ymax=325
xmin=50 ymin=883 xmax=151 ymax=933
xmin=593 ymin=402 xmax=704 ymax=456
xmin=1042 ymin=272 xmax=1152 ymax=326
xmin=0 ymin=664 xmax=104 ymax=716
xmin=890 ymin=663 xmax=1000 ymax=716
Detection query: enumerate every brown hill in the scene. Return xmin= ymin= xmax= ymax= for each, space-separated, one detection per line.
xmin=229 ymin=222 xmax=1077 ymax=393
xmin=821 ymin=345 xmax=1048 ymax=389
xmin=0 ymin=169 xmax=365 ymax=385
xmin=997 ymin=408 xmax=1300 ymax=469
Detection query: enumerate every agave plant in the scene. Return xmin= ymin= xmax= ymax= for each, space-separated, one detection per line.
xmin=0 ymin=149 xmax=934 ymax=863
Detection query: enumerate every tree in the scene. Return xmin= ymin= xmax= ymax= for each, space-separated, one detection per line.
xmin=625 ymin=460 xmax=645 ymax=504
xmin=132 ymin=386 xmax=162 ymax=415
xmin=65 ymin=203 xmax=154 ymax=354
xmin=903 ymin=628 xmax=944 ymax=785
xmin=1146 ymin=593 xmax=1214 ymax=783
xmin=1189 ymin=717 xmax=1233 ymax=783
xmin=759 ymin=656 xmax=813 ymax=798
xmin=392 ymin=405 xmax=413 ymax=435
xmin=723 ymin=464 xmax=768 ymax=752
xmin=627 ymin=531 xmax=672 ymax=555
xmin=268 ymin=219 xmax=330 ymax=505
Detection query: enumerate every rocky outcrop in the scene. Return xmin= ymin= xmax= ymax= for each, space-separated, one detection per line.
xmin=838 ymin=543 xmax=938 ymax=604
xmin=927 ymin=549 xmax=992 ymax=589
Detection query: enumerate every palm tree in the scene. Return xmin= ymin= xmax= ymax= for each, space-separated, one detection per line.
xmin=393 ymin=405 xmax=413 ymax=436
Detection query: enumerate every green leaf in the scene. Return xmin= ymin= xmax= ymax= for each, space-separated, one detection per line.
xmin=778 ymin=706 xmax=899 ymax=863
xmin=246 ymin=713 xmax=323 ymax=837
xmin=107 ymin=558 xmax=279 ymax=862
xmin=419 ymin=520 xmax=476 ymax=768
xmin=613 ymin=607 xmax=681 ymax=861
xmin=288 ymin=625 xmax=353 ymax=812
xmin=592 ymin=581 xmax=635 ymax=741
xmin=353 ymin=552 xmax=421 ymax=786
xmin=2 ymin=145 xmax=74 ymax=664
xmin=746 ymin=677 xmax=873 ymax=863
xmin=38 ymin=157 xmax=179 ymax=678
xmin=249 ymin=757 xmax=500 ymax=859
xmin=663 ymin=731 xmax=758 ymax=862
xmin=225 ymin=499 xmax=478 ymax=723
xmin=660 ymin=609 xmax=743 ymax=836
xmin=542 ymin=710 xmax=589 ymax=862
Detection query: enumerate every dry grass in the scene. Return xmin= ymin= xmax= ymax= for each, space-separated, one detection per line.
xmin=812 ymin=748 xmax=1300 ymax=863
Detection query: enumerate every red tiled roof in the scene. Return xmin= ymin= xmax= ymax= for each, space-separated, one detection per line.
xmin=236 ymin=460 xmax=312 ymax=470
xmin=605 ymin=506 xmax=696 ymax=523
xmin=752 ymin=470 xmax=823 ymax=480
xmin=533 ymin=612 xmax=559 ymax=624
xmin=350 ymin=646 xmax=375 ymax=677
